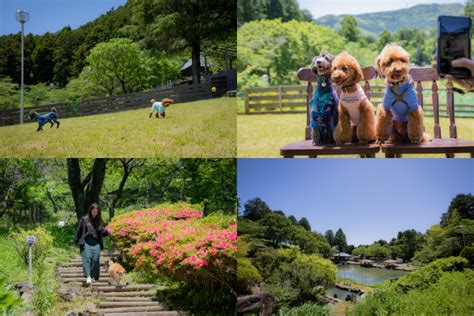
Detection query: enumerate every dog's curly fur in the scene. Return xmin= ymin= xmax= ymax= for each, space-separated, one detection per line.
xmin=331 ymin=52 xmax=375 ymax=144
xmin=162 ymin=98 xmax=174 ymax=107
xmin=309 ymin=52 xmax=338 ymax=145
xmin=375 ymin=43 xmax=431 ymax=144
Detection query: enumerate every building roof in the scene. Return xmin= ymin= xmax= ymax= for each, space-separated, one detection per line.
xmin=179 ymin=54 xmax=212 ymax=71
xmin=334 ymin=252 xmax=351 ymax=257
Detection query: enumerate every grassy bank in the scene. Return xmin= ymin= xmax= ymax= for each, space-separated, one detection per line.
xmin=0 ymin=98 xmax=236 ymax=158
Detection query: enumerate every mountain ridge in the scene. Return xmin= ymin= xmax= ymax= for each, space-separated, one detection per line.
xmin=315 ymin=3 xmax=465 ymax=35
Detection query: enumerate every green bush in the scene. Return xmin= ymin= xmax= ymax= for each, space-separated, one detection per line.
xmin=393 ymin=256 xmax=468 ymax=292
xmin=10 ymin=227 xmax=53 ymax=265
xmin=32 ymin=260 xmax=55 ymax=316
xmin=0 ymin=276 xmax=23 ymax=313
xmin=237 ymin=258 xmax=262 ymax=293
xmin=278 ymin=302 xmax=329 ymax=316
xmin=460 ymin=245 xmax=474 ymax=265
xmin=350 ymin=270 xmax=474 ymax=316
xmin=44 ymin=223 xmax=76 ymax=249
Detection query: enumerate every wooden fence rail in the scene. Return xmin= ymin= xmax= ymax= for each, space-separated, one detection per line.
xmin=244 ymin=85 xmax=474 ymax=118
xmin=0 ymin=83 xmax=212 ymax=126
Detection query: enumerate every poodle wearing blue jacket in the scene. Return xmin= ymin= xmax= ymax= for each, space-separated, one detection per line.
xmin=29 ymin=107 xmax=60 ymax=131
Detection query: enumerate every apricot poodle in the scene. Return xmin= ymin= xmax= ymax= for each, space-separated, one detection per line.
xmin=331 ymin=52 xmax=376 ymax=144
xmin=375 ymin=43 xmax=431 ymax=144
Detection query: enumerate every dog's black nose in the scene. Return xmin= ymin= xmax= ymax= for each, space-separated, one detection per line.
xmin=317 ymin=60 xmax=322 ymax=65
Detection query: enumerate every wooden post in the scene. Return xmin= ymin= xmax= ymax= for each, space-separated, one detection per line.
xmin=278 ymin=86 xmax=282 ymax=113
xmin=446 ymin=80 xmax=457 ymax=138
xmin=245 ymin=89 xmax=250 ymax=114
xmin=431 ymin=81 xmax=441 ymax=139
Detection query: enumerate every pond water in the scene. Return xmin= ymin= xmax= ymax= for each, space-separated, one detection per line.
xmin=326 ymin=264 xmax=409 ymax=299
xmin=337 ymin=264 xmax=408 ymax=285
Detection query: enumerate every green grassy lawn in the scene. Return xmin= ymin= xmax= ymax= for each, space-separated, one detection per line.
xmin=237 ymin=113 xmax=474 ymax=158
xmin=0 ymin=98 xmax=236 ymax=158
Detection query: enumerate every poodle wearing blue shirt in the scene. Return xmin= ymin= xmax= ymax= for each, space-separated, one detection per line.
xmin=309 ymin=52 xmax=339 ymax=145
xmin=29 ymin=107 xmax=60 ymax=132
xmin=375 ymin=43 xmax=431 ymax=144
xmin=149 ymin=98 xmax=174 ymax=118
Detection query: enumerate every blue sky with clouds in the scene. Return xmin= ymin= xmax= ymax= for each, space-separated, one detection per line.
xmin=0 ymin=0 xmax=127 ymax=35
xmin=238 ymin=159 xmax=473 ymax=246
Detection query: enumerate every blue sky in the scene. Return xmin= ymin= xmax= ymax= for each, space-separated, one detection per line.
xmin=0 ymin=0 xmax=127 ymax=35
xmin=299 ymin=0 xmax=464 ymax=18
xmin=238 ymin=159 xmax=474 ymax=246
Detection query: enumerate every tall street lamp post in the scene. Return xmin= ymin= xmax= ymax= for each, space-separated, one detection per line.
xmin=16 ymin=9 xmax=29 ymax=124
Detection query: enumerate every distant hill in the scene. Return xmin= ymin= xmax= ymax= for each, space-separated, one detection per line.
xmin=315 ymin=3 xmax=465 ymax=35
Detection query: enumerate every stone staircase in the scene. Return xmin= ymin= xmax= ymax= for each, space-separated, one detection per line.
xmin=56 ymin=250 xmax=180 ymax=316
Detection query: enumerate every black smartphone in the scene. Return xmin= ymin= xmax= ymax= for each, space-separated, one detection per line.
xmin=437 ymin=15 xmax=472 ymax=78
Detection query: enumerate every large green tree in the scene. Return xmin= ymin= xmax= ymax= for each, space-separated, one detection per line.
xmin=79 ymin=38 xmax=152 ymax=95
xmin=134 ymin=0 xmax=236 ymax=84
xmin=243 ymin=197 xmax=272 ymax=220
xmin=338 ymin=16 xmax=361 ymax=42
xmin=334 ymin=228 xmax=348 ymax=252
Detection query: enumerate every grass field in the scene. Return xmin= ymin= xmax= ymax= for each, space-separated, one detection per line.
xmin=237 ymin=113 xmax=474 ymax=158
xmin=0 ymin=98 xmax=236 ymax=158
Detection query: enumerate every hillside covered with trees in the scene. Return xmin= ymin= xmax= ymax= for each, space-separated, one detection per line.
xmin=237 ymin=1 xmax=473 ymax=94
xmin=316 ymin=3 xmax=465 ymax=35
xmin=0 ymin=0 xmax=236 ymax=109
xmin=237 ymin=194 xmax=474 ymax=314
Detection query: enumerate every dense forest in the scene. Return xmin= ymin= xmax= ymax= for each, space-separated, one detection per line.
xmin=237 ymin=0 xmax=313 ymax=26
xmin=0 ymin=158 xmax=237 ymax=226
xmin=237 ymin=194 xmax=474 ymax=314
xmin=0 ymin=0 xmax=236 ymax=109
xmin=237 ymin=1 xmax=474 ymax=92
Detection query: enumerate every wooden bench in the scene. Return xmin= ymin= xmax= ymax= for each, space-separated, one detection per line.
xmin=280 ymin=66 xmax=474 ymax=158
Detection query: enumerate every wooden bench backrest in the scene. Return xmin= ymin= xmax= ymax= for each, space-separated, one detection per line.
xmin=297 ymin=67 xmax=456 ymax=140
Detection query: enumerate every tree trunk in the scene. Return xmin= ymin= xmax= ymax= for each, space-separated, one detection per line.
xmin=84 ymin=159 xmax=107 ymax=213
xmin=67 ymin=158 xmax=86 ymax=221
xmin=46 ymin=187 xmax=60 ymax=213
xmin=109 ymin=159 xmax=133 ymax=219
xmin=191 ymin=41 xmax=201 ymax=84
xmin=67 ymin=158 xmax=107 ymax=220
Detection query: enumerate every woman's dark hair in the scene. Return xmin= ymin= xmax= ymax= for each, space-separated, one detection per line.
xmin=87 ymin=203 xmax=103 ymax=229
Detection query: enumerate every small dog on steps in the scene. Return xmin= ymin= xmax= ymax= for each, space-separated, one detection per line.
xmin=29 ymin=107 xmax=60 ymax=132
xmin=106 ymin=259 xmax=127 ymax=287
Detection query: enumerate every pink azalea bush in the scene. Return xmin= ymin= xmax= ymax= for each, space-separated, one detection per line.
xmin=107 ymin=203 xmax=237 ymax=283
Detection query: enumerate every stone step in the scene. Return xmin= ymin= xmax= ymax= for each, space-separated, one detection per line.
xmin=94 ymin=306 xmax=164 ymax=314
xmin=62 ymin=277 xmax=111 ymax=282
xmin=99 ymin=290 xmax=156 ymax=297
xmin=95 ymin=285 xmax=156 ymax=292
xmin=98 ymin=301 xmax=162 ymax=308
xmin=101 ymin=312 xmax=179 ymax=316
xmin=102 ymin=297 xmax=156 ymax=302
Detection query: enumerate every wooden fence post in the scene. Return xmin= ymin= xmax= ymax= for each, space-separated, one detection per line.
xmin=245 ymin=89 xmax=250 ymax=114
xmin=278 ymin=86 xmax=282 ymax=112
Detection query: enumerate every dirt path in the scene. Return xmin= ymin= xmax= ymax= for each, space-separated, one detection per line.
xmin=56 ymin=250 xmax=180 ymax=316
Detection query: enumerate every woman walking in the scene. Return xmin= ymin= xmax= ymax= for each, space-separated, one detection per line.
xmin=73 ymin=203 xmax=110 ymax=285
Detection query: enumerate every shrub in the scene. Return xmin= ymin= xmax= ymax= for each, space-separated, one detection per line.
xmin=460 ymin=245 xmax=474 ymax=265
xmin=393 ymin=256 xmax=468 ymax=292
xmin=107 ymin=203 xmax=237 ymax=313
xmin=278 ymin=302 xmax=329 ymax=316
xmin=32 ymin=260 xmax=55 ymax=316
xmin=237 ymin=257 xmax=262 ymax=293
xmin=0 ymin=276 xmax=23 ymax=313
xmin=10 ymin=227 xmax=53 ymax=265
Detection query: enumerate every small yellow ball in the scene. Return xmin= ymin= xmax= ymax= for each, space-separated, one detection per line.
xmin=211 ymin=87 xmax=217 ymax=93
